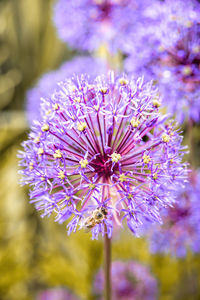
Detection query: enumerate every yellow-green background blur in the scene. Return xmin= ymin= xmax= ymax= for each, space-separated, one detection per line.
xmin=0 ymin=1 xmax=200 ymax=299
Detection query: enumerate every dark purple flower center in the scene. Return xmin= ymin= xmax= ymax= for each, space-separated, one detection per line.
xmin=168 ymin=206 xmax=190 ymax=224
xmin=92 ymin=0 xmax=129 ymax=21
xmin=97 ymin=2 xmax=113 ymax=20
xmin=162 ymin=25 xmax=200 ymax=89
xmin=90 ymin=153 xmax=119 ymax=178
xmin=115 ymin=272 xmax=141 ymax=298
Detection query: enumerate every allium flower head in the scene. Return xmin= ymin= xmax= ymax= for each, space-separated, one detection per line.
xmin=53 ymin=0 xmax=147 ymax=52
xmin=148 ymin=169 xmax=200 ymax=257
xmin=125 ymin=0 xmax=200 ymax=123
xmin=94 ymin=261 xmax=157 ymax=300
xmin=26 ymin=56 xmax=107 ymax=124
xmin=19 ymin=72 xmax=187 ymax=239
xmin=37 ymin=288 xmax=80 ymax=300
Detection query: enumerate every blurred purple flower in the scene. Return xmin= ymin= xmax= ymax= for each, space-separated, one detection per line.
xmin=148 ymin=169 xmax=200 ymax=257
xmin=94 ymin=261 xmax=157 ymax=300
xmin=19 ymin=72 xmax=187 ymax=239
xmin=53 ymin=0 xmax=147 ymax=52
xmin=26 ymin=56 xmax=107 ymax=124
xmin=125 ymin=0 xmax=200 ymax=123
xmin=37 ymin=287 xmax=79 ymax=300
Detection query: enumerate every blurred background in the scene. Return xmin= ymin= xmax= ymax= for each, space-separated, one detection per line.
xmin=0 ymin=0 xmax=200 ymax=299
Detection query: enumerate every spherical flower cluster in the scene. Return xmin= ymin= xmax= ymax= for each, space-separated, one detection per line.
xmin=125 ymin=0 xmax=200 ymax=123
xmin=53 ymin=0 xmax=148 ymax=52
xmin=94 ymin=261 xmax=157 ymax=300
xmin=26 ymin=56 xmax=107 ymax=124
xmin=36 ymin=288 xmax=80 ymax=300
xmin=19 ymin=72 xmax=187 ymax=239
xmin=148 ymin=170 xmax=200 ymax=257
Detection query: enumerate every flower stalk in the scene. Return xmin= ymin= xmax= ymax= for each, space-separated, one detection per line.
xmin=104 ymin=228 xmax=111 ymax=300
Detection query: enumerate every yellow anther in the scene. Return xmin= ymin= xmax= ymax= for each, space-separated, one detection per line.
xmin=29 ymin=162 xmax=34 ymax=170
xmin=152 ymin=99 xmax=161 ymax=108
xmin=143 ymin=154 xmax=151 ymax=164
xmin=40 ymin=176 xmax=45 ymax=181
xmin=153 ymin=173 xmax=158 ymax=180
xmin=34 ymin=136 xmax=40 ymax=143
xmin=74 ymin=97 xmax=81 ymax=103
xmin=79 ymin=159 xmax=89 ymax=168
xmin=100 ymin=87 xmax=108 ymax=94
xmin=185 ymin=20 xmax=193 ymax=28
xmin=162 ymin=133 xmax=170 ymax=143
xmin=53 ymin=103 xmax=59 ymax=110
xmin=37 ymin=148 xmax=44 ymax=155
xmin=130 ymin=117 xmax=140 ymax=128
xmin=119 ymin=173 xmax=127 ymax=183
xmin=53 ymin=149 xmax=62 ymax=159
xmin=170 ymin=15 xmax=177 ymax=21
xmin=170 ymin=159 xmax=174 ymax=164
xmin=128 ymin=193 xmax=132 ymax=199
xmin=158 ymin=45 xmax=165 ymax=52
xmin=34 ymin=133 xmax=41 ymax=144
xmin=65 ymin=196 xmax=70 ymax=201
xmin=77 ymin=121 xmax=87 ymax=132
xmin=69 ymin=85 xmax=77 ymax=93
xmin=182 ymin=65 xmax=192 ymax=76
xmin=41 ymin=124 xmax=49 ymax=132
xmin=119 ymin=78 xmax=128 ymax=85
xmin=192 ymin=45 xmax=200 ymax=54
xmin=87 ymin=84 xmax=95 ymax=90
xmin=89 ymin=183 xmax=95 ymax=190
xmin=111 ymin=152 xmax=121 ymax=163
xmin=58 ymin=171 xmax=65 ymax=180
xmin=45 ymin=109 xmax=52 ymax=116
xmin=94 ymin=104 xmax=99 ymax=111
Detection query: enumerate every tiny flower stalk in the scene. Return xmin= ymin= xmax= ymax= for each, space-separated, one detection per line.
xmin=19 ymin=72 xmax=187 ymax=299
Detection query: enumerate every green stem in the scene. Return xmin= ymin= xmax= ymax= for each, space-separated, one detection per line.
xmin=104 ymin=229 xmax=111 ymax=300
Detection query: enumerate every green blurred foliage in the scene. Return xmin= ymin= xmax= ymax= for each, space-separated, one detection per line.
xmin=0 ymin=1 xmax=200 ymax=300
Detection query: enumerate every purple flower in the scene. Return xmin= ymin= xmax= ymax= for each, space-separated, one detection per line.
xmin=125 ymin=0 xmax=200 ymax=123
xmin=53 ymin=0 xmax=148 ymax=52
xmin=18 ymin=72 xmax=187 ymax=239
xmin=94 ymin=261 xmax=157 ymax=300
xmin=26 ymin=56 xmax=107 ymax=124
xmin=148 ymin=169 xmax=200 ymax=257
xmin=36 ymin=287 xmax=80 ymax=300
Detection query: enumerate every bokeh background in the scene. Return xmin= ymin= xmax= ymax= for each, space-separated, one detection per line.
xmin=0 ymin=0 xmax=200 ymax=299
